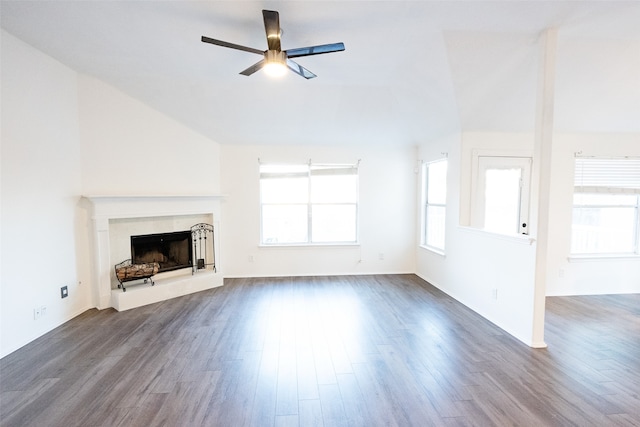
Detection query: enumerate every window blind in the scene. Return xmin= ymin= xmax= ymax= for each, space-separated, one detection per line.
xmin=260 ymin=163 xmax=358 ymax=179
xmin=311 ymin=164 xmax=358 ymax=176
xmin=260 ymin=164 xmax=308 ymax=179
xmin=574 ymin=158 xmax=640 ymax=194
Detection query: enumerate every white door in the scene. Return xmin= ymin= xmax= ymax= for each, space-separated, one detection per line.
xmin=473 ymin=156 xmax=532 ymax=235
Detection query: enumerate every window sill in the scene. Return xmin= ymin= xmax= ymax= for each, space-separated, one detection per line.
xmin=568 ymin=254 xmax=640 ymax=262
xmin=419 ymin=245 xmax=446 ymax=258
xmin=457 ymin=226 xmax=536 ymax=245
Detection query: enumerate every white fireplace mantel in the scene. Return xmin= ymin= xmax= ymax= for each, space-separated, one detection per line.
xmin=83 ymin=194 xmax=224 ymax=311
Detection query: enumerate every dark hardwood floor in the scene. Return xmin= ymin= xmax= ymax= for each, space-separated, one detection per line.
xmin=1 ymin=275 xmax=639 ymax=426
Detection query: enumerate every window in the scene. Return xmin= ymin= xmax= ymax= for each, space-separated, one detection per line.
xmin=260 ymin=163 xmax=358 ymax=245
xmin=421 ymin=159 xmax=447 ymax=251
xmin=571 ymin=158 xmax=640 ymax=256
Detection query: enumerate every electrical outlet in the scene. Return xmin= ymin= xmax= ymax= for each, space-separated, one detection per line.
xmin=61 ymin=286 xmax=68 ymax=299
xmin=40 ymin=306 xmax=47 ymax=317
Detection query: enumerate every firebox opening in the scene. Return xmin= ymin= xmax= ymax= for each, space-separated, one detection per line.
xmin=130 ymin=230 xmax=193 ymax=273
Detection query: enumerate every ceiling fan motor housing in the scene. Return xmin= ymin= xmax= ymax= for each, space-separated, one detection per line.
xmin=265 ymin=50 xmax=286 ymax=65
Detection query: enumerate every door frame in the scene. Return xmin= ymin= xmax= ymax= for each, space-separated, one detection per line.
xmin=470 ymin=150 xmax=533 ymax=235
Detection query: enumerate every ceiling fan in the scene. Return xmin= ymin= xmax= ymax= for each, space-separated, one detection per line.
xmin=201 ymin=9 xmax=345 ymax=79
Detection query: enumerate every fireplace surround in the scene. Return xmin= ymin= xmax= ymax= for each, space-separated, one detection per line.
xmin=83 ymin=195 xmax=223 ymax=311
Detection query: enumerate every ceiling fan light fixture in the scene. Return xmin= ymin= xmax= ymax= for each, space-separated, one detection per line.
xmin=264 ymin=62 xmax=287 ymax=77
xmin=263 ymin=50 xmax=287 ymax=77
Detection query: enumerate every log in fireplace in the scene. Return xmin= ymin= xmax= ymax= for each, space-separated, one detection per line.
xmin=130 ymin=230 xmax=193 ymax=273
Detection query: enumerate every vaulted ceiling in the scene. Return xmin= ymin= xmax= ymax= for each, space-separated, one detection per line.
xmin=2 ymin=1 xmax=639 ymax=146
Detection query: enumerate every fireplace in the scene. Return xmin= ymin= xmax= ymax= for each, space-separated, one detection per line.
xmin=84 ymin=194 xmax=224 ymax=311
xmin=131 ymin=230 xmax=193 ymax=273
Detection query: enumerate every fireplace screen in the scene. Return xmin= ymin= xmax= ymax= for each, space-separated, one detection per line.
xmin=130 ymin=230 xmax=193 ymax=273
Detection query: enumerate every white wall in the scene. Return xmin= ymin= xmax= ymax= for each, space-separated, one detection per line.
xmin=78 ymin=75 xmax=221 ymax=195
xmin=417 ymin=132 xmax=542 ymax=347
xmin=221 ymin=144 xmax=416 ymax=277
xmin=545 ymin=132 xmax=640 ymax=296
xmin=1 ymin=30 xmax=224 ymax=357
xmin=1 ymin=31 xmax=91 ymax=357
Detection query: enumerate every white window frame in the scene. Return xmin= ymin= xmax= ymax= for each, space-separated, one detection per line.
xmin=571 ymin=157 xmax=640 ymax=257
xmin=260 ymin=162 xmax=359 ymax=246
xmin=421 ymin=158 xmax=447 ymax=253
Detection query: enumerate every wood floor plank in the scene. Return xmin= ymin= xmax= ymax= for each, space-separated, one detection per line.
xmin=248 ymin=345 xmax=279 ymax=427
xmin=335 ymin=372 xmax=370 ymax=426
xmin=298 ymin=398 xmax=323 ymax=427
xmin=318 ymin=383 xmax=349 ymax=427
xmin=296 ymin=337 xmax=319 ymax=401
xmin=2 ymin=275 xmax=639 ymax=426
xmin=152 ymin=370 xmax=221 ymax=426
xmin=350 ymin=361 xmax=402 ymax=427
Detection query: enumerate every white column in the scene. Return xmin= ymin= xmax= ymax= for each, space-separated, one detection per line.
xmin=531 ymin=28 xmax=558 ymax=348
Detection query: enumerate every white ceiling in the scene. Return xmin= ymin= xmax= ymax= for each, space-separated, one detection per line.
xmin=2 ymin=1 xmax=639 ymax=147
